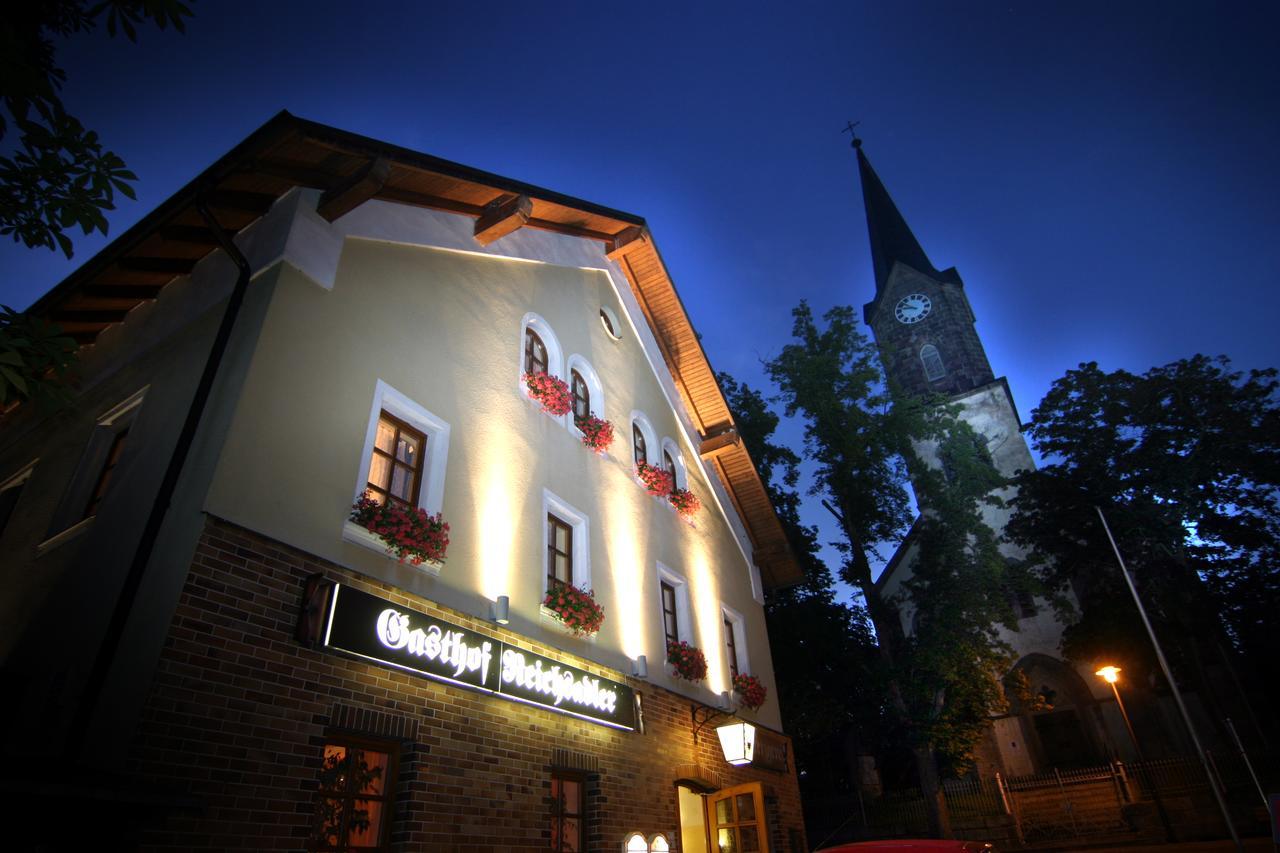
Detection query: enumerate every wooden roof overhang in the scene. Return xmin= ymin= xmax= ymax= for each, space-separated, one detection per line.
xmin=25 ymin=112 xmax=803 ymax=588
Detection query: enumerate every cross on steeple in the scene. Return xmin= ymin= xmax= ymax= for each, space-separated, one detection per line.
xmin=842 ymin=120 xmax=862 ymax=148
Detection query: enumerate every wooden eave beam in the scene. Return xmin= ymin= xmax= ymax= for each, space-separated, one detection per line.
xmin=699 ymin=425 xmax=741 ymax=460
xmin=474 ymin=195 xmax=533 ymax=246
xmin=81 ymin=284 xmax=165 ymax=300
xmin=203 ymin=189 xmax=278 ymax=215
xmin=318 ymin=157 xmax=392 ymax=222
xmin=117 ymin=257 xmax=197 ymax=274
xmin=605 ymin=225 xmax=650 ymax=261
xmin=52 ymin=309 xmax=134 ymax=324
xmin=157 ymin=224 xmax=236 ymax=247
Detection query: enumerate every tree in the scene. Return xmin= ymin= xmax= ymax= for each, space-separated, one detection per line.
xmin=719 ymin=372 xmax=886 ymax=794
xmin=0 ymin=305 xmax=78 ymax=407
xmin=1 ymin=0 xmax=192 ymax=258
xmin=765 ymin=302 xmax=1028 ymax=836
xmin=1006 ymin=356 xmax=1280 ymax=738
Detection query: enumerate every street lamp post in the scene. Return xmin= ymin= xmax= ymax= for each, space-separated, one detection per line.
xmin=1096 ymin=665 xmax=1175 ymax=841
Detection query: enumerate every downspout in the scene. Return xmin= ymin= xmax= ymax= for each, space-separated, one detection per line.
xmin=65 ymin=196 xmax=254 ymax=761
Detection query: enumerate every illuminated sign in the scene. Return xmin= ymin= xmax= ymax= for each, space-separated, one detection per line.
xmin=303 ymin=580 xmax=637 ymax=731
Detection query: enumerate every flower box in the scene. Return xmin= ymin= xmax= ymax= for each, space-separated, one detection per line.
xmin=524 ymin=371 xmax=571 ymax=417
xmin=668 ymin=487 xmax=700 ymax=518
xmin=732 ymin=673 xmax=767 ymax=710
xmin=542 ymin=583 xmax=605 ymax=637
xmin=575 ymin=414 xmax=615 ymax=453
xmin=666 ymin=639 xmax=708 ymax=682
xmin=349 ymin=492 xmax=449 ymax=566
xmin=636 ymin=461 xmax=674 ymax=497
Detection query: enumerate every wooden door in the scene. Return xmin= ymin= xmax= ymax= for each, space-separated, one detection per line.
xmin=706 ymin=782 xmax=768 ymax=853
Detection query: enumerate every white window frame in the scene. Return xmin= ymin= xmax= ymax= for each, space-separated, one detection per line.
xmin=655 ymin=562 xmax=692 ymax=646
xmin=659 ymin=437 xmax=687 ymax=490
xmin=721 ymin=603 xmax=751 ymax=677
xmin=565 ymin=354 xmax=605 ymax=439
xmin=629 ymin=411 xmax=657 ymax=467
xmin=352 ymin=379 xmax=451 ymax=515
xmin=542 ymin=489 xmax=591 ymax=596
xmin=519 ymin=312 xmax=565 ymax=412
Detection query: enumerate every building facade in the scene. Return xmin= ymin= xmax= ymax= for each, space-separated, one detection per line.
xmin=0 ymin=114 xmax=806 ymax=851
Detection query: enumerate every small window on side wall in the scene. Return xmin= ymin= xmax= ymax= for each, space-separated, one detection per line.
xmin=547 ymin=512 xmax=573 ymax=591
xmin=570 ymin=369 xmax=590 ymax=421
xmin=632 ymin=423 xmax=648 ymax=467
xmin=526 ymin=327 xmax=549 ymax=376
xmin=309 ymin=736 xmax=397 ymax=852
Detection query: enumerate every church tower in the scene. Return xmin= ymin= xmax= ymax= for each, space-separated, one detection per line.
xmin=853 ymin=139 xmax=1031 ymax=483
xmin=851 ymin=138 xmax=1107 ymax=776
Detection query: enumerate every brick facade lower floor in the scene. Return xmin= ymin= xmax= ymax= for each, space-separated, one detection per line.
xmin=126 ymin=516 xmax=807 ymax=851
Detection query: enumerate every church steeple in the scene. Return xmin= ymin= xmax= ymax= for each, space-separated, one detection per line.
xmin=854 ymin=142 xmax=961 ymax=297
xmin=849 ymin=137 xmax=994 ymax=400
xmin=857 ymin=144 xmax=946 ymax=294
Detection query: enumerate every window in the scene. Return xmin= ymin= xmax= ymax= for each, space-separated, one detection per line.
xmin=542 ymin=490 xmax=590 ymax=594
xmin=709 ymin=783 xmax=767 ymax=853
xmin=570 ymin=369 xmax=590 ymax=421
xmin=551 ymin=772 xmax=584 ymax=852
xmin=1006 ymin=585 xmax=1038 ymax=619
xmin=353 ymin=380 xmax=450 ymax=516
xmin=526 ymin=327 xmax=549 ymax=376
xmin=660 ymin=581 xmax=678 ymax=647
xmin=547 ymin=513 xmax=573 ymax=590
xmin=660 ymin=437 xmax=686 ymax=490
xmin=309 ymin=737 xmax=397 ymax=852
xmin=599 ymin=306 xmax=622 ymax=340
xmin=921 ymin=344 xmax=946 ymax=381
xmin=623 ymin=834 xmax=670 ymax=853
xmin=722 ymin=606 xmax=749 ymax=681
xmin=0 ymin=462 xmax=36 ymax=539
xmin=630 ymin=412 xmax=656 ymax=467
xmin=366 ymin=412 xmax=425 ymax=507
xmin=724 ymin=614 xmax=740 ymax=679
xmin=45 ymin=387 xmax=145 ymax=542
xmin=656 ymin=563 xmax=690 ymax=648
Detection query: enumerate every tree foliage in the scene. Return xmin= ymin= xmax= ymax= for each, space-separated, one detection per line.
xmin=1 ymin=0 xmax=192 ymax=257
xmin=1006 ymin=356 xmax=1280 ymax=710
xmin=763 ymin=302 xmax=1032 ymax=832
xmin=719 ymin=372 xmax=885 ymax=788
xmin=0 ymin=305 xmax=78 ymax=407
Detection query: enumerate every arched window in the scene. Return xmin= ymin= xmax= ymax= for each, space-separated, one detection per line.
xmin=920 ymin=344 xmax=946 ymax=381
xmin=632 ymin=423 xmax=648 ymax=466
xmin=624 ymin=833 xmax=648 ymax=853
xmin=525 ymin=327 xmax=548 ymax=376
xmin=660 ymin=438 xmax=686 ymax=490
xmin=570 ymin=369 xmax=590 ymax=421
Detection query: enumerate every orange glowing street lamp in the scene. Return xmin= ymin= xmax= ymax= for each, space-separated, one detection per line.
xmin=1095 ymin=664 xmax=1175 ymax=842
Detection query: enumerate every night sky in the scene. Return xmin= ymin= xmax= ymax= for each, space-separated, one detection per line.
xmin=4 ymin=1 xmax=1278 ymax=575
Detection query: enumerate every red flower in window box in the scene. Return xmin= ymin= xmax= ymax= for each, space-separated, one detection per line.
xmin=524 ymin=372 xmax=572 ymax=417
xmin=542 ymin=583 xmax=605 ymax=637
xmin=732 ymin=673 xmax=767 ymax=710
xmin=666 ymin=639 xmax=708 ymax=682
xmin=350 ymin=491 xmax=450 ymax=565
xmin=575 ymin=414 xmax=615 ymax=453
xmin=636 ymin=461 xmax=674 ymax=497
xmin=668 ymin=487 xmax=700 ymax=518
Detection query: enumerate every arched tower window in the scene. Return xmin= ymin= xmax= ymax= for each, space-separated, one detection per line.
xmin=632 ymin=424 xmax=648 ymax=466
xmin=920 ymin=344 xmax=946 ymax=381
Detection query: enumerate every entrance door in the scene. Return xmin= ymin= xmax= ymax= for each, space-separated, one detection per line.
xmin=1034 ymin=709 xmax=1097 ymax=769
xmin=707 ymin=783 xmax=768 ymax=853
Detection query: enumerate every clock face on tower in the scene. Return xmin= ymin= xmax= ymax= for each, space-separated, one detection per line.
xmin=894 ymin=293 xmax=932 ymax=324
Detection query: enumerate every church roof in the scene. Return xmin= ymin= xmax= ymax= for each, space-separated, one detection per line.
xmin=855 ymin=144 xmax=962 ymax=322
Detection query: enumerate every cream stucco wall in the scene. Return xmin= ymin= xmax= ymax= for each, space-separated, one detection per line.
xmin=203 ymin=212 xmax=780 ymax=727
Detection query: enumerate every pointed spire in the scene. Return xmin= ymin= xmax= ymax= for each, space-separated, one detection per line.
xmin=853 ymin=141 xmax=951 ymax=294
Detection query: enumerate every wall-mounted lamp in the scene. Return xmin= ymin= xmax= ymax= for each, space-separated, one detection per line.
xmin=718 ymin=691 xmax=732 ymax=712
xmin=716 ymin=721 xmax=757 ymax=766
xmin=491 ymin=595 xmax=510 ymax=625
xmin=632 ymin=655 xmax=648 ymax=678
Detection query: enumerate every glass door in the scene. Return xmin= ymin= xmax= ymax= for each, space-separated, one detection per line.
xmin=707 ymin=783 xmax=768 ymax=853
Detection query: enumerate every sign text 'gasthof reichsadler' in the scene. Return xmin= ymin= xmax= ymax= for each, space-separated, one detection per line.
xmin=314 ymin=582 xmax=637 ymax=730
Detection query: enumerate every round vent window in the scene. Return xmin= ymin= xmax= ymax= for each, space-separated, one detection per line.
xmin=599 ymin=306 xmax=622 ymax=340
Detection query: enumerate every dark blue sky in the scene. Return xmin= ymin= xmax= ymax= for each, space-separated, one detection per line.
xmin=4 ymin=1 xmax=1278 ymax=572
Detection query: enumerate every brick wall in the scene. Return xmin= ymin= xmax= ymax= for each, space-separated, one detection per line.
xmin=128 ymin=516 xmax=807 ymax=851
